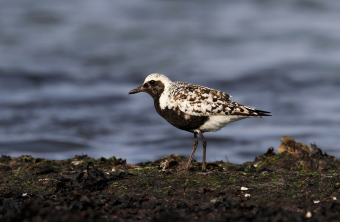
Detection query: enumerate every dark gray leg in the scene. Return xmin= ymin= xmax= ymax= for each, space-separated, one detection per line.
xmin=186 ymin=133 xmax=198 ymax=171
xmin=198 ymin=131 xmax=207 ymax=171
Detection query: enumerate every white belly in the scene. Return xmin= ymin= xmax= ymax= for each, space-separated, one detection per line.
xmin=198 ymin=115 xmax=252 ymax=132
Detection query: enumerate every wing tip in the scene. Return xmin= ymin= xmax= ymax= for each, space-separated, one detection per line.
xmin=254 ymin=109 xmax=271 ymax=116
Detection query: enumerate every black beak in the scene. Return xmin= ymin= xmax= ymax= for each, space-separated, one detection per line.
xmin=128 ymin=86 xmax=143 ymax=94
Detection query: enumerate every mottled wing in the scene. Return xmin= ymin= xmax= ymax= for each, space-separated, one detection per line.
xmin=166 ymin=82 xmax=262 ymax=116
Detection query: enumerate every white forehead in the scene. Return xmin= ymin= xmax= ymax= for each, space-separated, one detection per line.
xmin=143 ymin=73 xmax=172 ymax=86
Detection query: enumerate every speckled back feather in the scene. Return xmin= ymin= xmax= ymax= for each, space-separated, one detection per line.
xmin=164 ymin=82 xmax=264 ymax=117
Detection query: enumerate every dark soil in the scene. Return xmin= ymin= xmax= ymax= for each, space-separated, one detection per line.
xmin=1 ymin=138 xmax=340 ymax=222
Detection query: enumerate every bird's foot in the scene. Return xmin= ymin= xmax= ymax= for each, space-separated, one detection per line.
xmin=186 ymin=163 xmax=192 ymax=171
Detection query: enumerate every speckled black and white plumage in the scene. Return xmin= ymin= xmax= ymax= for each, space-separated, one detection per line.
xmin=129 ymin=73 xmax=271 ymax=171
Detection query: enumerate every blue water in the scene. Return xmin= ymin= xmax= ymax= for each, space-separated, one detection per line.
xmin=0 ymin=0 xmax=339 ymax=164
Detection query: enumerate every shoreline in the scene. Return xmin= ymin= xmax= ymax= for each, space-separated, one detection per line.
xmin=1 ymin=137 xmax=340 ymax=221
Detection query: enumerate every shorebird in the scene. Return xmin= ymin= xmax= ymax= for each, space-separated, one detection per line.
xmin=129 ymin=73 xmax=271 ymax=171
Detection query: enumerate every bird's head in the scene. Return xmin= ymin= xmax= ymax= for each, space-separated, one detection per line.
xmin=129 ymin=73 xmax=172 ymax=98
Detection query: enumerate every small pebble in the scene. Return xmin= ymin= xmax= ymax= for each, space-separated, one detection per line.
xmin=71 ymin=161 xmax=82 ymax=165
xmin=210 ymin=198 xmax=219 ymax=204
xmin=305 ymin=212 xmax=312 ymax=218
xmin=240 ymin=186 xmax=249 ymax=190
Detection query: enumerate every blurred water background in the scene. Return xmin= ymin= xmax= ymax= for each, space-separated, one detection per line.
xmin=0 ymin=0 xmax=339 ymax=164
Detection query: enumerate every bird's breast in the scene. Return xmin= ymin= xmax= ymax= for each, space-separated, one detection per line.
xmin=154 ymin=98 xmax=209 ymax=132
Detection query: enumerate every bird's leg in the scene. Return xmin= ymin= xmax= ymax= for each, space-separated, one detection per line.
xmin=186 ymin=133 xmax=198 ymax=171
xmin=198 ymin=131 xmax=207 ymax=171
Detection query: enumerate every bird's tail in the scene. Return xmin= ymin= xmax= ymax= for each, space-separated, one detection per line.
xmin=253 ymin=109 xmax=271 ymax=117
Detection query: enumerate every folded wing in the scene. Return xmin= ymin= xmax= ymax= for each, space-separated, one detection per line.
xmin=167 ymin=82 xmax=271 ymax=117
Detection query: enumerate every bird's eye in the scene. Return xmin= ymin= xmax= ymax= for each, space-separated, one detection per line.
xmin=149 ymin=80 xmax=156 ymax=84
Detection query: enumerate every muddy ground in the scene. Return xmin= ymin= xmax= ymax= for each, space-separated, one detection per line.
xmin=1 ymin=137 xmax=340 ymax=222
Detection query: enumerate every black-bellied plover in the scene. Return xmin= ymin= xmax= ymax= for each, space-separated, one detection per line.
xmin=129 ymin=73 xmax=271 ymax=171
